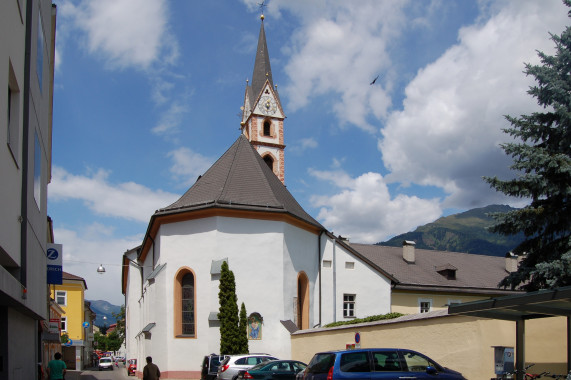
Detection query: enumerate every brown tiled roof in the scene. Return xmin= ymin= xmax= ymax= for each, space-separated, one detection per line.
xmin=62 ymin=271 xmax=88 ymax=289
xmin=156 ymin=135 xmax=322 ymax=229
xmin=350 ymin=244 xmax=515 ymax=295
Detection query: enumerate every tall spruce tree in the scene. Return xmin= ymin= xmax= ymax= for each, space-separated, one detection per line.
xmin=238 ymin=302 xmax=249 ymax=354
xmin=484 ymin=0 xmax=571 ymax=291
xmin=218 ymin=261 xmax=241 ymax=354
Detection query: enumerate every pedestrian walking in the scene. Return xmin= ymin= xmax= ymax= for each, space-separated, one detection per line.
xmin=143 ymin=356 xmax=161 ymax=380
xmin=47 ymin=352 xmax=66 ymax=380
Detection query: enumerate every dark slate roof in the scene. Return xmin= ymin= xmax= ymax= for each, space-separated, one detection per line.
xmin=350 ymin=244 xmax=515 ymax=294
xmin=156 ymin=135 xmax=322 ymax=229
xmin=251 ymin=20 xmax=273 ymax=100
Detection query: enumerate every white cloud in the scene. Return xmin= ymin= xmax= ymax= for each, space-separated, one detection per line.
xmin=289 ymin=137 xmax=318 ymax=155
xmin=167 ymin=147 xmax=214 ymax=187
xmin=309 ymin=169 xmax=442 ymax=243
xmin=378 ymin=0 xmax=568 ymax=210
xmin=281 ymin=0 xmax=407 ymax=132
xmin=60 ymin=0 xmax=178 ymax=70
xmin=152 ymin=101 xmax=190 ymax=136
xmin=50 ymin=166 xmax=179 ymax=222
xmin=55 ymin=224 xmax=141 ymax=306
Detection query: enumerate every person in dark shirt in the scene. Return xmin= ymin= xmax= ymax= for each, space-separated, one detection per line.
xmin=143 ymin=356 xmax=161 ymax=380
xmin=47 ymin=352 xmax=66 ymax=380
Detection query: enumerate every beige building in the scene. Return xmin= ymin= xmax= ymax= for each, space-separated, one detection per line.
xmin=289 ymin=244 xmax=570 ymax=380
xmin=0 ymin=0 xmax=57 ymax=378
xmin=351 ymin=241 xmax=519 ymax=314
xmin=291 ymin=311 xmax=568 ymax=380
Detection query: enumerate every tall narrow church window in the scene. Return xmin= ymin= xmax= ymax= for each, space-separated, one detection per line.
xmin=181 ymin=273 xmax=195 ymax=335
xmin=263 ymin=120 xmax=271 ymax=136
xmin=263 ymin=155 xmax=274 ymax=171
xmin=174 ymin=267 xmax=196 ymax=338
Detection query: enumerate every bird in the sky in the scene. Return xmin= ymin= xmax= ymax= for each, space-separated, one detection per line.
xmin=370 ymin=75 xmax=379 ymax=85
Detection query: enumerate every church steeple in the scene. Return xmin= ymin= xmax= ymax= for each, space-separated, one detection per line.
xmin=251 ymin=16 xmax=274 ymax=100
xmin=241 ymin=15 xmax=286 ymax=184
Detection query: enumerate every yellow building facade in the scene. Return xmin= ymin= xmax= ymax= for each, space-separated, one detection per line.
xmin=50 ymin=272 xmax=88 ymax=370
xmin=391 ymin=290 xmax=502 ymax=314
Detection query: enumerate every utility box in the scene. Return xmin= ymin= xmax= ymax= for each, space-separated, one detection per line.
xmin=493 ymin=346 xmax=514 ymax=376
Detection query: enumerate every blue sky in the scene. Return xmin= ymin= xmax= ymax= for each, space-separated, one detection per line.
xmin=49 ymin=0 xmax=568 ymax=305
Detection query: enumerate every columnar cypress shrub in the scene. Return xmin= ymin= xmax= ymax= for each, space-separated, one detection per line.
xmin=238 ymin=302 xmax=249 ymax=354
xmin=218 ymin=261 xmax=241 ymax=354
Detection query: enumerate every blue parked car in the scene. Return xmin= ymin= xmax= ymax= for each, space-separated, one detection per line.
xmin=303 ymin=348 xmax=466 ymax=380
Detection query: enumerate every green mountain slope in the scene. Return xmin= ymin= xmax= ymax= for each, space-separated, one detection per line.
xmin=89 ymin=300 xmax=121 ymax=327
xmin=378 ymin=205 xmax=524 ymax=256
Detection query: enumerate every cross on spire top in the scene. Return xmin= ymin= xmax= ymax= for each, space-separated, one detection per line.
xmin=258 ymin=1 xmax=267 ymax=19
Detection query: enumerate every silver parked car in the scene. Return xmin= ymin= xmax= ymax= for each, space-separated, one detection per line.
xmin=217 ymin=354 xmax=278 ymax=380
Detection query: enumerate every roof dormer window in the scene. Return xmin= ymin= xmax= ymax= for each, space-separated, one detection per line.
xmin=435 ymin=264 xmax=457 ymax=280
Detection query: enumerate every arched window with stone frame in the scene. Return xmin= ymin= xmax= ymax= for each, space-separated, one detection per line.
xmin=263 ymin=154 xmax=274 ymax=172
xmin=174 ymin=267 xmax=196 ymax=337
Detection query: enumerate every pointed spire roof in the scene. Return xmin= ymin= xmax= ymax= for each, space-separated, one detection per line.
xmin=156 ymin=136 xmax=322 ymax=229
xmin=251 ymin=19 xmax=274 ymax=99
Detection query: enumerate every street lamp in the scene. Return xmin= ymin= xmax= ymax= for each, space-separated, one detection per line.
xmin=96 ymin=257 xmax=144 ymax=274
xmin=97 ymin=256 xmax=146 ymax=295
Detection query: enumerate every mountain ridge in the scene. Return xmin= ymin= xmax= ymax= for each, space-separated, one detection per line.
xmin=377 ymin=204 xmax=524 ymax=256
xmin=88 ymin=299 xmax=121 ymax=327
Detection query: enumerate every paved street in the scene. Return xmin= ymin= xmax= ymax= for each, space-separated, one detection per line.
xmin=65 ymin=363 xmax=131 ymax=380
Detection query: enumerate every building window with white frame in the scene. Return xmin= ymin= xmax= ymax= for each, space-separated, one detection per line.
xmin=419 ymin=298 xmax=432 ymax=313
xmin=60 ymin=317 xmax=67 ymax=332
xmin=343 ymin=294 xmax=356 ymax=318
xmin=55 ymin=290 xmax=67 ymax=306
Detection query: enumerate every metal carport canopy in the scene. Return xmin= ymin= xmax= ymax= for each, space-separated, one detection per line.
xmin=448 ymin=286 xmax=571 ymax=380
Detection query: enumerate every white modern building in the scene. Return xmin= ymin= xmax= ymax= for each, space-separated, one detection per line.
xmin=0 ymin=0 xmax=57 ymax=379
xmin=122 ymin=17 xmax=395 ymax=379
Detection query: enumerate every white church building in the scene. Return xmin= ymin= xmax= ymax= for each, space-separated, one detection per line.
xmin=122 ymin=17 xmax=395 ymax=379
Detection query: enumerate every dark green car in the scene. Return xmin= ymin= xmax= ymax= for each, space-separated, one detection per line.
xmin=238 ymin=360 xmax=307 ymax=380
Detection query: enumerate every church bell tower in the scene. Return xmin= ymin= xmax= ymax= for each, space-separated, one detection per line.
xmin=241 ymin=15 xmax=286 ymax=184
